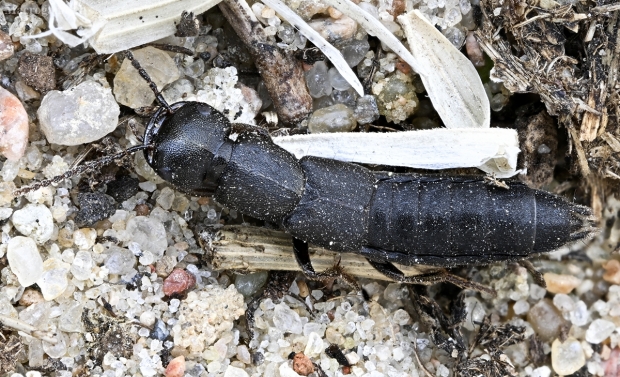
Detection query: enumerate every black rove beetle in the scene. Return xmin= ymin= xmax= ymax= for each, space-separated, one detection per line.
xmin=17 ymin=51 xmax=598 ymax=291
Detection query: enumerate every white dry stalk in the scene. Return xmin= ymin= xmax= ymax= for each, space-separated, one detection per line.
xmin=0 ymin=314 xmax=58 ymax=344
xmin=37 ymin=0 xmax=223 ymax=53
xmin=323 ymin=0 xmax=490 ymax=129
xmin=260 ymin=0 xmax=365 ymax=96
xmin=274 ymin=128 xmax=521 ymax=177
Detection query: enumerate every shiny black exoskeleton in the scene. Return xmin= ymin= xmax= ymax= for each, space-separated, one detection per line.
xmin=144 ymin=100 xmax=595 ymax=285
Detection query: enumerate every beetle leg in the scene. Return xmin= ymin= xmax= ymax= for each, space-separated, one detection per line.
xmin=292 ymin=238 xmax=360 ymax=290
xmin=366 ymin=258 xmax=496 ymax=296
xmin=517 ymin=259 xmax=547 ymax=288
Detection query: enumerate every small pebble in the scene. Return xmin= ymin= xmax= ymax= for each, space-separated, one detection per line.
xmin=156 ymin=187 xmax=175 ymax=210
xmin=395 ymin=58 xmax=411 ymax=74
xmin=354 ymin=95 xmax=380 ymax=124
xmin=280 ymin=362 xmax=303 ymax=377
xmin=37 ymin=258 xmax=70 ymax=300
xmin=304 ymin=332 xmax=324 ymax=357
xmin=163 ymin=269 xmax=197 ymax=296
xmin=14 ymin=80 xmax=39 ymax=101
xmin=603 ymin=259 xmax=620 ymax=284
xmin=106 ymin=176 xmax=140 ymax=202
xmin=273 ymin=303 xmax=303 ymax=334
xmin=134 ymin=203 xmax=151 ymax=216
xmin=308 ymin=104 xmax=357 ymax=133
xmin=114 ymin=47 xmax=180 ymax=108
xmin=297 ymin=280 xmax=310 ymax=298
xmin=305 ymin=61 xmax=332 ymax=98
xmin=73 ymin=228 xmax=97 ymax=250
xmin=155 ymin=255 xmax=177 ymax=278
xmin=308 ymin=16 xmax=357 ymax=43
xmin=544 ymin=272 xmax=581 ymax=294
xmin=328 ymin=68 xmax=351 ymax=91
xmin=236 ymin=345 xmax=252 ymax=365
xmin=104 ymin=246 xmax=136 ymax=275
xmin=513 ymin=300 xmax=530 ymax=315
xmin=0 ymin=30 xmax=14 ymax=61
xmin=224 ymin=365 xmax=249 ymax=377
xmin=340 ymin=38 xmax=370 ymax=67
xmin=234 ymin=271 xmax=269 ymax=298
xmin=551 ymin=337 xmax=586 ymax=375
xmin=165 ymin=356 xmax=185 ymax=377
xmin=531 ymin=366 xmax=551 ymax=377
xmin=71 ymin=250 xmax=93 ymax=281
xmin=292 ymin=353 xmax=314 ymax=376
xmin=0 ymin=86 xmax=29 ymax=160
xmin=75 ymin=193 xmax=116 ymax=227
xmin=150 ymin=319 xmax=170 ymax=341
xmin=373 ymin=77 xmax=419 ymax=123
xmin=140 ymin=311 xmax=157 ymax=327
xmin=17 ymin=52 xmax=55 ymax=93
xmin=585 ymin=319 xmax=616 ymax=344
xmin=527 ymin=299 xmax=567 ymax=341
xmin=465 ymin=32 xmax=485 ymax=67
xmin=126 ymin=216 xmax=168 ymax=257
xmin=12 ymin=204 xmax=54 ymax=244
xmin=38 ymin=81 xmax=120 ymax=145
xmin=19 ymin=288 xmax=44 ymax=306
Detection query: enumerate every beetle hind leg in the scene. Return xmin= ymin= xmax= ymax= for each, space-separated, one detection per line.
xmin=293 ymin=238 xmax=359 ymax=290
xmin=366 ymin=257 xmax=496 ymax=296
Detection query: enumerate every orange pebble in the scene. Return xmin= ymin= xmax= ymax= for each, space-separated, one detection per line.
xmin=165 ymin=356 xmax=185 ymax=377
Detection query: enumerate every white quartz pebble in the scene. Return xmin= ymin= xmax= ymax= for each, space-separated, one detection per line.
xmin=585 ymin=319 xmax=616 ymax=344
xmin=12 ymin=204 xmax=54 ymax=244
xmin=38 ymin=81 xmax=120 ymax=146
xmin=37 ymin=258 xmax=70 ymax=300
xmin=7 ymin=236 xmax=43 ymax=287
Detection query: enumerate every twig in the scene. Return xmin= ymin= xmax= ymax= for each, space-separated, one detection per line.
xmin=219 ymin=0 xmax=312 ymax=125
xmin=0 ymin=315 xmax=58 ymax=344
xmin=202 ymin=225 xmax=438 ymax=281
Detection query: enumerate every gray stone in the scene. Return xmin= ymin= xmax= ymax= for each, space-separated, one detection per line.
xmin=308 ymin=104 xmax=356 ymax=133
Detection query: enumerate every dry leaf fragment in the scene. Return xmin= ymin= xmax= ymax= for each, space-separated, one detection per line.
xmin=273 ymin=128 xmax=520 ymax=177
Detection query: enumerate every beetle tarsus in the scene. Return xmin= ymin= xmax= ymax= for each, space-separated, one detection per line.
xmin=367 ymin=257 xmax=496 ymax=296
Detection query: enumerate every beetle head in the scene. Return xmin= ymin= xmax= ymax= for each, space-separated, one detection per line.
xmin=144 ymin=101 xmax=233 ymax=195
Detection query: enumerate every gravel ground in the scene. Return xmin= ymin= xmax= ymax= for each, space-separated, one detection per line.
xmin=0 ymin=1 xmax=617 ymax=377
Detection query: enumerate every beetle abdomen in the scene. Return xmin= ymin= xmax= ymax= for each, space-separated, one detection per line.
xmin=366 ymin=177 xmax=539 ymax=266
xmin=363 ymin=175 xmax=589 ymax=267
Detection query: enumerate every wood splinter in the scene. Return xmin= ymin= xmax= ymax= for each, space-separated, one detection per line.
xmin=219 ymin=0 xmax=313 ymax=125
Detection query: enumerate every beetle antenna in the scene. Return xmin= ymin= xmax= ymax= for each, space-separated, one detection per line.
xmin=124 ymin=50 xmax=173 ymax=114
xmin=13 ymin=145 xmax=150 ymax=196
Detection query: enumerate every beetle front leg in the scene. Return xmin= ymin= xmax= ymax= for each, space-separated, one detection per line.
xmin=365 ymin=256 xmax=496 ymax=296
xmin=292 ymin=238 xmax=360 ymax=290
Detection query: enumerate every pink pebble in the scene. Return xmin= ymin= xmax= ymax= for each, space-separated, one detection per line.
xmin=165 ymin=355 xmax=185 ymax=377
xmin=163 ymin=268 xmax=196 ymax=296
xmin=0 ymin=86 xmax=28 ymax=161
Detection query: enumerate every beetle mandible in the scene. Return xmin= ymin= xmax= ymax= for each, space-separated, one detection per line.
xmin=17 ymin=51 xmax=597 ymax=290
